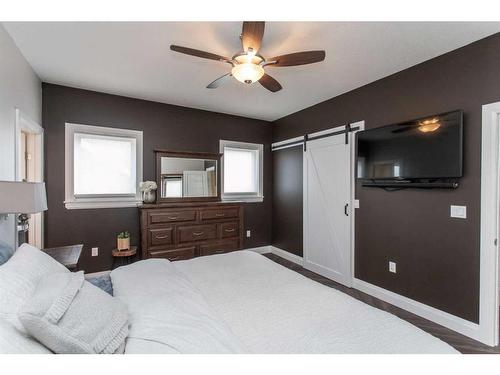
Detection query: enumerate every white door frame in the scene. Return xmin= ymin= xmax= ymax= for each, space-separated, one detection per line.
xmin=14 ymin=108 xmax=44 ymax=249
xmin=478 ymin=101 xmax=500 ymax=346
xmin=302 ymin=121 xmax=364 ymax=287
xmin=349 ymin=121 xmax=365 ymax=280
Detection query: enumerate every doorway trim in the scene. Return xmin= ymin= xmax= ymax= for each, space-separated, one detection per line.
xmin=477 ymin=101 xmax=500 ymax=346
xmin=14 ymin=108 xmax=44 ymax=249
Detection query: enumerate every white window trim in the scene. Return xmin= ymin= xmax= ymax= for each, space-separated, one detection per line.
xmin=65 ymin=123 xmax=143 ymax=209
xmin=220 ymin=140 xmax=264 ymax=202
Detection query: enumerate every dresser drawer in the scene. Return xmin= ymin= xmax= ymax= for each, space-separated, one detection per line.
xmin=178 ymin=224 xmax=217 ymax=243
xmin=149 ymin=247 xmax=195 ymax=261
xmin=199 ymin=239 xmax=239 ymax=256
xmin=200 ymin=208 xmax=239 ymax=221
xmin=220 ymin=222 xmax=239 ymax=238
xmin=149 ymin=228 xmax=173 ymax=246
xmin=148 ymin=210 xmax=196 ymax=225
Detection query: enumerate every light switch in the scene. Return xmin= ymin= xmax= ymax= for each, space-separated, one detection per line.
xmin=354 ymin=199 xmax=360 ymax=209
xmin=450 ymin=205 xmax=467 ymax=219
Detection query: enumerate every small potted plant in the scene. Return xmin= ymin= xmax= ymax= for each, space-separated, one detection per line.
xmin=117 ymin=231 xmax=130 ymax=251
xmin=139 ymin=180 xmax=158 ymax=203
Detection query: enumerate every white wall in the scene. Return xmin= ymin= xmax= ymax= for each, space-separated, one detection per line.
xmin=0 ymin=24 xmax=41 ymax=250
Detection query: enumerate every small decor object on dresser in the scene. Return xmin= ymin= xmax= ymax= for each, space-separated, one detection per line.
xmin=117 ymin=231 xmax=130 ymax=251
xmin=139 ymin=181 xmax=157 ymax=203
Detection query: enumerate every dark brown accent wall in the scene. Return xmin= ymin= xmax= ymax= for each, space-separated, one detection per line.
xmin=43 ymin=83 xmax=272 ymax=273
xmin=272 ymin=33 xmax=500 ymax=323
xmin=272 ymin=146 xmax=303 ymax=256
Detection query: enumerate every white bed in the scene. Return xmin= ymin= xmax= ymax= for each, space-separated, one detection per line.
xmin=111 ymin=250 xmax=458 ymax=354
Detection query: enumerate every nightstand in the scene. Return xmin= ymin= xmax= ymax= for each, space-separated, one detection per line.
xmin=111 ymin=246 xmax=137 ymax=269
xmin=42 ymin=244 xmax=83 ymax=270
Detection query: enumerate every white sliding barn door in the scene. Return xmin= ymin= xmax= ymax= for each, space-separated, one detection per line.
xmin=303 ymin=133 xmax=352 ymax=286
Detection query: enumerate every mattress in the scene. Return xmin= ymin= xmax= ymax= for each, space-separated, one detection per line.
xmin=173 ymin=250 xmax=458 ymax=354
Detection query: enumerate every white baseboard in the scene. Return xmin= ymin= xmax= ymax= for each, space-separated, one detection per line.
xmin=245 ymin=245 xmax=272 ymax=254
xmin=246 ymin=245 xmax=304 ymax=266
xmin=352 ymin=278 xmax=488 ymax=345
xmin=269 ymin=246 xmax=304 ymax=266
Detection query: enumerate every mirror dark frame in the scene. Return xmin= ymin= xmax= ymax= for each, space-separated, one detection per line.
xmin=155 ymin=150 xmax=222 ymax=203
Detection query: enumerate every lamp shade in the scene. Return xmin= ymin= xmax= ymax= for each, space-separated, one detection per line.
xmin=0 ymin=181 xmax=47 ymax=214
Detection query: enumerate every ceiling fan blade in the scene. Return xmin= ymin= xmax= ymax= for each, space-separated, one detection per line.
xmin=259 ymin=73 xmax=282 ymax=92
xmin=170 ymin=45 xmax=230 ymax=63
xmin=267 ymin=50 xmax=326 ymax=67
xmin=241 ymin=22 xmax=265 ymax=53
xmin=207 ymin=73 xmax=232 ymax=89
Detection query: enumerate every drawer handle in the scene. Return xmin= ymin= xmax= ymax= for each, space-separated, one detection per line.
xmin=169 ymin=255 xmax=180 ymax=261
xmin=154 ymin=234 xmax=169 ymax=239
xmin=193 ymin=231 xmax=205 ymax=236
xmin=224 ymin=228 xmax=236 ymax=232
xmin=215 ymin=250 xmax=224 ymax=253
xmin=168 ymin=216 xmax=179 ymax=220
xmin=215 ymin=213 xmax=225 ymax=217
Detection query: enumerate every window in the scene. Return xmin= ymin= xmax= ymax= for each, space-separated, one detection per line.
xmin=65 ymin=123 xmax=143 ymax=209
xmin=162 ymin=176 xmax=183 ymax=198
xmin=220 ymin=140 xmax=263 ymax=202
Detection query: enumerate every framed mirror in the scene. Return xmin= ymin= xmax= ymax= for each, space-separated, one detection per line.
xmin=155 ymin=150 xmax=221 ymax=203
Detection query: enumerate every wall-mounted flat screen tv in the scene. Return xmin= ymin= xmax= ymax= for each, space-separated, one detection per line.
xmin=357 ymin=110 xmax=463 ymax=181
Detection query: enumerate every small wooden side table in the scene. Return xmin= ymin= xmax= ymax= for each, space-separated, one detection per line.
xmin=111 ymin=246 xmax=137 ymax=269
xmin=42 ymin=244 xmax=83 ymax=271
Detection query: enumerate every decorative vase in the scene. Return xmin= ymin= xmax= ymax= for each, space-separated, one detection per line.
xmin=117 ymin=237 xmax=130 ymax=251
xmin=143 ymin=189 xmax=156 ymax=203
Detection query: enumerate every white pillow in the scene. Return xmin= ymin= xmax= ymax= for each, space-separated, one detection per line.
xmin=0 ymin=318 xmax=52 ymax=354
xmin=19 ymin=271 xmax=129 ymax=354
xmin=0 ymin=244 xmax=68 ymax=332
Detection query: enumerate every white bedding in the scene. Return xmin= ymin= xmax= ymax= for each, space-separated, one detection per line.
xmin=110 ymin=259 xmax=245 ymax=354
xmin=113 ymin=250 xmax=458 ymax=354
xmin=174 ymin=251 xmax=458 ymax=354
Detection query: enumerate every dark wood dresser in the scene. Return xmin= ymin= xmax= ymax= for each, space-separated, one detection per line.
xmin=140 ymin=201 xmax=244 ymax=261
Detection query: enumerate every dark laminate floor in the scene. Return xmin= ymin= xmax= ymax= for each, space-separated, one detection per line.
xmin=263 ymin=253 xmax=500 ymax=354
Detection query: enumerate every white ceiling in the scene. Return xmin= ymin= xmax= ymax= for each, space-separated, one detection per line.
xmin=4 ymin=22 xmax=500 ymax=121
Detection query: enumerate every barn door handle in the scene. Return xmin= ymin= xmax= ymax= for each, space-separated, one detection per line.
xmin=344 ymin=203 xmax=349 ymax=216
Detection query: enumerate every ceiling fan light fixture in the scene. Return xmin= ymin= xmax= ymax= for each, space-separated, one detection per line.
xmin=170 ymin=22 xmax=326 ymax=92
xmin=231 ymin=63 xmax=265 ymax=84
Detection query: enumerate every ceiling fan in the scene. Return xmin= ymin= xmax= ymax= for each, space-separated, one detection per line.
xmin=170 ymin=21 xmax=326 ymax=93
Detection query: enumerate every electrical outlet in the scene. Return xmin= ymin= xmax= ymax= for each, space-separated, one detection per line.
xmin=389 ymin=261 xmax=397 ymax=273
xmin=91 ymin=247 xmax=98 ymax=257
xmin=246 ymin=230 xmax=251 ymax=238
